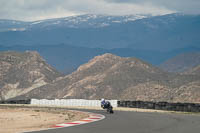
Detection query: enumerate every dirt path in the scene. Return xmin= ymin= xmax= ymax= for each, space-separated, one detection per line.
xmin=0 ymin=106 xmax=88 ymax=133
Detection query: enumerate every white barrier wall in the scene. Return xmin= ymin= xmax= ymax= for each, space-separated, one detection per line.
xmin=31 ymin=99 xmax=118 ymax=107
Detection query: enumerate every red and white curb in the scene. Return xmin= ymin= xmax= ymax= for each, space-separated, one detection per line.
xmin=53 ymin=112 xmax=105 ymax=128
xmin=23 ymin=112 xmax=105 ymax=133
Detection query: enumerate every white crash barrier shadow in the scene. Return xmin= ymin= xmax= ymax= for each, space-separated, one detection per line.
xmin=30 ymin=99 xmax=118 ymax=107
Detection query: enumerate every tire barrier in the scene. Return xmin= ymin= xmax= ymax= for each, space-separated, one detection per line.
xmin=0 ymin=99 xmax=31 ymax=104
xmin=117 ymin=101 xmax=200 ymax=112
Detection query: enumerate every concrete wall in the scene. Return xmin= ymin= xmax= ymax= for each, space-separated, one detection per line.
xmin=118 ymin=101 xmax=200 ymax=112
xmin=30 ymin=99 xmax=118 ymax=107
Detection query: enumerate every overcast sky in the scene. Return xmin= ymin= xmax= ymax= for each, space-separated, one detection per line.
xmin=0 ymin=0 xmax=200 ymax=21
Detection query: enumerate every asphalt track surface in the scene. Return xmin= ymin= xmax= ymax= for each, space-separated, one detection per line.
xmin=29 ymin=109 xmax=200 ymax=133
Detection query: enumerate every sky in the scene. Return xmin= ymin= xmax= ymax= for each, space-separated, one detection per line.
xmin=0 ymin=0 xmax=200 ymax=21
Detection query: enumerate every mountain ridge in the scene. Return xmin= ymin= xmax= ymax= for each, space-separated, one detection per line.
xmin=11 ymin=53 xmax=200 ymax=103
xmin=0 ymin=14 xmax=149 ymax=31
xmin=0 ymin=13 xmax=199 ymax=51
xmin=1 ymin=44 xmax=200 ymax=74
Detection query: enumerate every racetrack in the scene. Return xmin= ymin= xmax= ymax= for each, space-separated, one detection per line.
xmin=27 ymin=109 xmax=200 ymax=133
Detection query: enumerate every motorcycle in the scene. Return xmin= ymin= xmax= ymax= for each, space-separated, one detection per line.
xmin=101 ymin=101 xmax=114 ymax=114
xmin=107 ymin=105 xmax=114 ymax=114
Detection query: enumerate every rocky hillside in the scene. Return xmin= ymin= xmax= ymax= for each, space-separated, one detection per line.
xmin=14 ymin=53 xmax=200 ymax=103
xmin=160 ymin=52 xmax=200 ymax=72
xmin=0 ymin=51 xmax=62 ymax=100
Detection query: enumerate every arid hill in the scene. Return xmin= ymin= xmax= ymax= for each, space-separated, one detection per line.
xmin=183 ymin=65 xmax=200 ymax=75
xmin=0 ymin=51 xmax=62 ymax=100
xmin=14 ymin=53 xmax=200 ymax=103
xmin=160 ymin=52 xmax=200 ymax=72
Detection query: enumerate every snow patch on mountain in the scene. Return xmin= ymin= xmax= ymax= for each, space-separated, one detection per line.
xmin=124 ymin=15 xmax=147 ymax=22
xmin=31 ymin=21 xmax=44 ymax=25
xmin=8 ymin=28 xmax=26 ymax=31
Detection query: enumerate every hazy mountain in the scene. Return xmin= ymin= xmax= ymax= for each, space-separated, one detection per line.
xmin=1 ymin=13 xmax=200 ymax=74
xmin=13 ymin=53 xmax=200 ymax=103
xmin=0 ymin=19 xmax=28 ymax=32
xmin=27 ymin=14 xmax=148 ymax=29
xmin=0 ymin=51 xmax=62 ymax=100
xmin=183 ymin=65 xmax=200 ymax=75
xmin=160 ymin=52 xmax=200 ymax=72
xmin=1 ymin=44 xmax=199 ymax=74
xmin=0 ymin=14 xmax=148 ymax=31
xmin=0 ymin=13 xmax=199 ymax=51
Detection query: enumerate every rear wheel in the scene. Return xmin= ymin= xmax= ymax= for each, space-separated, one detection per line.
xmin=110 ymin=110 xmax=114 ymax=114
xmin=107 ymin=106 xmax=114 ymax=114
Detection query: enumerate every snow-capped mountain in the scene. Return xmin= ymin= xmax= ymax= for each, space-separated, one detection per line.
xmin=0 ymin=19 xmax=28 ymax=32
xmin=0 ymin=14 xmax=149 ymax=32
xmin=0 ymin=13 xmax=200 ymax=74
xmin=0 ymin=13 xmax=191 ymax=32
xmin=0 ymin=13 xmax=199 ymax=50
xmin=28 ymin=14 xmax=148 ymax=29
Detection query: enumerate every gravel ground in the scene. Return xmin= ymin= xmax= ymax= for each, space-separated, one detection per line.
xmin=0 ymin=105 xmax=88 ymax=133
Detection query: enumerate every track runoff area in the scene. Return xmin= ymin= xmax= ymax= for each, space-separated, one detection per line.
xmin=23 ymin=105 xmax=200 ymax=133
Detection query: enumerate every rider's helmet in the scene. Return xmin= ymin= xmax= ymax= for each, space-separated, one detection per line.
xmin=101 ymin=98 xmax=105 ymax=103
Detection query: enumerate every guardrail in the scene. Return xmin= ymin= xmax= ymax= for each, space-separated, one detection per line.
xmin=118 ymin=101 xmax=200 ymax=112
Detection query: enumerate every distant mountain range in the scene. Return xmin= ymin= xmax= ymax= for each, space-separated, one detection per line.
xmin=9 ymin=52 xmax=200 ymax=103
xmin=0 ymin=14 xmax=148 ymax=31
xmin=1 ymin=44 xmax=199 ymax=74
xmin=0 ymin=13 xmax=199 ymax=51
xmin=0 ymin=13 xmax=200 ymax=74
xmin=1 ymin=13 xmax=200 ymax=103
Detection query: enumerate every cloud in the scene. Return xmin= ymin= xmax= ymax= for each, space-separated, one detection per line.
xmin=106 ymin=0 xmax=200 ymax=14
xmin=0 ymin=0 xmax=198 ymax=21
xmin=0 ymin=0 xmax=79 ymax=21
xmin=64 ymin=0 xmax=173 ymax=15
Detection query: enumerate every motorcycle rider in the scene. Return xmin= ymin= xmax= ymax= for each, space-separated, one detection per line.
xmin=101 ymin=98 xmax=111 ymax=109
